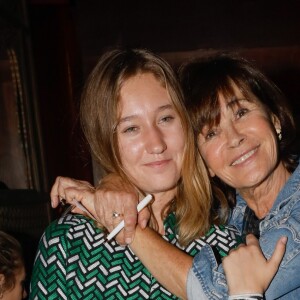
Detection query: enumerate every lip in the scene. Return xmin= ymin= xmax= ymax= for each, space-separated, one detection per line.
xmin=230 ymin=146 xmax=259 ymax=166
xmin=144 ymin=159 xmax=171 ymax=168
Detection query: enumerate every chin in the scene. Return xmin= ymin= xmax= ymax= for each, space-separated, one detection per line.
xmin=150 ymin=184 xmax=178 ymax=194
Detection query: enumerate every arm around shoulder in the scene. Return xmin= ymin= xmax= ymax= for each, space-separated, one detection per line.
xmin=129 ymin=226 xmax=192 ymax=299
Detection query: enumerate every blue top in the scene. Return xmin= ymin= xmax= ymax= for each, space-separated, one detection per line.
xmin=187 ymin=161 xmax=300 ymax=300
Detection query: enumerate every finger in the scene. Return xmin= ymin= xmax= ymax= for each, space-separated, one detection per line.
xmin=50 ymin=176 xmax=62 ymax=208
xmin=138 ymin=207 xmax=150 ymax=229
xmin=267 ymin=236 xmax=287 ymax=272
xmin=115 ymin=230 xmax=127 ymax=246
xmin=245 ymin=233 xmax=260 ymax=247
xmin=51 ymin=176 xmax=77 ymax=207
xmin=122 ymin=195 xmax=138 ymax=244
xmin=71 ymin=188 xmax=96 ymax=214
xmin=95 ymin=190 xmax=124 ymax=231
xmin=60 ymin=195 xmax=94 ymax=217
xmin=94 ymin=190 xmax=106 ymax=225
xmin=227 ymin=242 xmax=245 ymax=255
xmin=55 ymin=180 xmax=96 ymax=218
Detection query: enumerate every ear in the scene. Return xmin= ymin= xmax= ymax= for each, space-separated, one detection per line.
xmin=208 ymin=167 xmax=216 ymax=177
xmin=0 ymin=274 xmax=5 ymax=285
xmin=271 ymin=114 xmax=281 ymax=133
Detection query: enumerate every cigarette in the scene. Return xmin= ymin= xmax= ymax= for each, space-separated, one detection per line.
xmin=106 ymin=194 xmax=153 ymax=241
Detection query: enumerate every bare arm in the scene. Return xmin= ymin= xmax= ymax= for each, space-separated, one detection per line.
xmin=50 ymin=177 xmax=287 ymax=299
xmin=129 ymin=226 xmax=192 ymax=299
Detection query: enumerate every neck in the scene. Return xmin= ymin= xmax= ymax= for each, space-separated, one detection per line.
xmin=147 ymin=188 xmax=176 ymax=234
xmin=238 ymin=161 xmax=290 ymax=219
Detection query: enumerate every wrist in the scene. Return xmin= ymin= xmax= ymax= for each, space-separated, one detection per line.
xmin=229 ymin=293 xmax=264 ymax=300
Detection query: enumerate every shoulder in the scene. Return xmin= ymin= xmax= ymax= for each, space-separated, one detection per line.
xmin=185 ymin=225 xmax=241 ymax=257
xmin=42 ymin=214 xmax=103 ymax=245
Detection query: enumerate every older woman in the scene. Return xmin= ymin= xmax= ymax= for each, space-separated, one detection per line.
xmin=133 ymin=54 xmax=299 ymax=299
xmin=180 ymin=54 xmax=299 ymax=299
xmin=52 ymin=53 xmax=298 ymax=299
xmin=0 ymin=231 xmax=27 ymax=300
xmin=30 ymin=49 xmax=240 ymax=299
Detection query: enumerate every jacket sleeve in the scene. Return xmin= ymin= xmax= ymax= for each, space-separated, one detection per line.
xmin=187 ymin=244 xmax=228 ymax=300
xmin=188 ymin=198 xmax=300 ymax=300
xmin=261 ymin=205 xmax=300 ymax=298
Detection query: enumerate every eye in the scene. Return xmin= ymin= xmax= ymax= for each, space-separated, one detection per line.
xmin=236 ymin=108 xmax=249 ymax=119
xmin=122 ymin=126 xmax=139 ymax=134
xmin=205 ymin=129 xmax=217 ymax=140
xmin=159 ymin=115 xmax=174 ymax=124
xmin=206 ymin=131 xmax=215 ymax=139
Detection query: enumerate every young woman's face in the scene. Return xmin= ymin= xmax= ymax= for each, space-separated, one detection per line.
xmin=198 ymin=86 xmax=280 ymax=192
xmin=116 ymin=73 xmax=185 ymax=194
xmin=3 ymin=266 xmax=27 ymax=300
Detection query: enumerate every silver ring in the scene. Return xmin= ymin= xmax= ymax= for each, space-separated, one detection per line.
xmin=112 ymin=211 xmax=123 ymax=219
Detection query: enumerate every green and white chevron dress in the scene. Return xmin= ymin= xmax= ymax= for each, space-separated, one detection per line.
xmin=29 ymin=213 xmax=240 ymax=300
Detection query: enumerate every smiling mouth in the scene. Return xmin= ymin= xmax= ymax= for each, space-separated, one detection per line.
xmin=231 ymin=148 xmax=258 ymax=166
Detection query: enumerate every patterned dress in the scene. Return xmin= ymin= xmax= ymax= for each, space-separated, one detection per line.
xmin=29 ymin=213 xmax=240 ymax=300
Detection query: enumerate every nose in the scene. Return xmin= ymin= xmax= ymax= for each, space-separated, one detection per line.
xmin=145 ymin=126 xmax=167 ymax=154
xmin=226 ymin=123 xmax=245 ymax=148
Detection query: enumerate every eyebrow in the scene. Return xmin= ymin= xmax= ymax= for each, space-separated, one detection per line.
xmin=226 ymin=97 xmax=247 ymax=109
xmin=118 ymin=104 xmax=174 ymax=125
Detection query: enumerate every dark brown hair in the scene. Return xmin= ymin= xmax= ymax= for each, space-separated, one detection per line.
xmin=179 ymin=53 xmax=298 ymax=207
xmin=0 ymin=231 xmax=24 ymax=292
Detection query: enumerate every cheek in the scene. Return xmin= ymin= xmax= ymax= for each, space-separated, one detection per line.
xmin=172 ymin=129 xmax=185 ymax=155
xmin=201 ymin=150 xmax=218 ymax=174
xmin=199 ymin=140 xmax=221 ymax=168
xmin=266 ymin=132 xmax=279 ymax=161
xmin=118 ymin=139 xmax=144 ymax=168
xmin=254 ymin=120 xmax=279 ymax=156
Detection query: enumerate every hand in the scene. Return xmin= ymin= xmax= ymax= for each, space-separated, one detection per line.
xmin=223 ymin=234 xmax=287 ymax=295
xmin=50 ymin=175 xmax=151 ymax=245
xmin=95 ymin=174 xmax=150 ymax=245
xmin=50 ymin=176 xmax=96 ymax=216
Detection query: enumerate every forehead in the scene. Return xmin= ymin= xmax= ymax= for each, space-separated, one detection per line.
xmin=118 ymin=73 xmax=172 ymax=114
xmin=198 ymin=82 xmax=260 ymax=129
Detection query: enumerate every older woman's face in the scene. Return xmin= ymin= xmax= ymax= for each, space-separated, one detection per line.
xmin=197 ymin=86 xmax=280 ymax=192
xmin=116 ymin=73 xmax=185 ymax=194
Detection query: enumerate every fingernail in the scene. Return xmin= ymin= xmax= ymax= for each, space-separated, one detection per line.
xmin=281 ymin=236 xmax=288 ymax=244
xmin=125 ymin=238 xmax=132 ymax=244
xmin=141 ymin=220 xmax=147 ymax=229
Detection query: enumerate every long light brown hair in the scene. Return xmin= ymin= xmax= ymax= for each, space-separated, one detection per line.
xmin=80 ymin=49 xmax=222 ymax=245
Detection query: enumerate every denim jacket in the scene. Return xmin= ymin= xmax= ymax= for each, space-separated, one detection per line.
xmin=187 ymin=162 xmax=300 ymax=300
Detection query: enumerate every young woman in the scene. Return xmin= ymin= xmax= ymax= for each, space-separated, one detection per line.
xmin=0 ymin=231 xmax=27 ymax=300
xmin=30 ymin=49 xmax=240 ymax=299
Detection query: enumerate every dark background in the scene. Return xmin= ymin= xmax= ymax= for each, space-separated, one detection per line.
xmin=0 ymin=0 xmax=299 ymax=296
xmin=1 ymin=0 xmax=300 ymax=191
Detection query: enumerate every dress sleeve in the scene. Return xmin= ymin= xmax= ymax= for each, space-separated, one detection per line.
xmin=200 ymin=224 xmax=242 ymax=258
xmin=29 ymin=220 xmax=70 ymax=300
